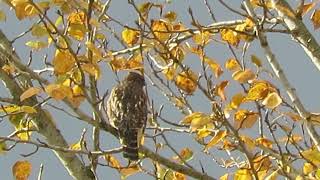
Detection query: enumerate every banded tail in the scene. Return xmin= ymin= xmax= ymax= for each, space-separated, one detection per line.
xmin=121 ymin=129 xmax=140 ymax=161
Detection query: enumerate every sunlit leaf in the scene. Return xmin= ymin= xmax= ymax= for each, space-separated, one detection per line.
xmin=175 ymin=70 xmax=198 ymax=94
xmin=173 ymin=148 xmax=193 ymax=163
xmin=301 ymin=2 xmax=316 ymax=16
xmin=53 ymin=50 xmax=75 ymax=75
xmin=86 ymin=42 xmax=102 ymax=62
xmin=232 ymin=69 xmax=256 ymax=83
xmin=230 ymin=93 xmax=245 ymax=109
xmin=20 ymin=106 xmax=37 ymax=114
xmin=196 ymin=128 xmax=212 ymax=139
xmin=193 ymin=31 xmax=211 ymax=45
xmin=265 ymin=169 xmax=279 ymax=180
xmin=25 ymin=40 xmax=47 ymax=50
xmin=245 ymin=82 xmax=269 ymax=101
xmin=0 ymin=10 xmax=6 ymax=21
xmin=221 ymin=139 xmax=237 ymax=151
xmin=204 ymin=130 xmax=227 ymax=152
xmin=204 ymin=57 xmax=223 ymax=78
xmin=255 ymin=137 xmax=273 ymax=148
xmin=279 ymin=134 xmax=302 ymax=144
xmin=262 ymin=92 xmax=282 ymax=109
xmin=220 ymin=173 xmax=229 ymax=180
xmin=303 ymin=162 xmax=315 ymax=175
xmin=251 ymin=55 xmax=262 ymax=68
xmin=104 ymin=154 xmax=121 ymax=169
xmin=45 ymin=84 xmax=73 ymax=100
xmin=216 ymin=80 xmax=229 ymax=101
xmin=81 ymin=63 xmax=101 ymax=80
xmin=234 ymin=110 xmax=259 ymax=129
xmin=20 ymin=87 xmax=42 ymax=101
xmin=151 ymin=20 xmax=172 ymax=41
xmin=301 ymin=149 xmax=320 ymax=166
xmin=31 ymin=24 xmax=47 ymax=37
xmin=120 ymin=165 xmax=141 ymax=179
xmin=122 ymin=28 xmax=140 ymax=46
xmin=240 ymin=135 xmax=255 ymax=151
xmin=0 ymin=141 xmax=7 ymax=154
xmin=164 ymin=11 xmax=177 ymax=22
xmin=12 ymin=1 xmax=50 ymax=20
xmin=234 ymin=168 xmax=253 ymax=180
xmin=70 ymin=141 xmax=82 ymax=150
xmin=67 ymin=11 xmax=87 ymax=40
xmin=2 ymin=64 xmax=15 ymax=74
xmin=12 ymin=160 xmax=32 ymax=180
xmin=221 ymin=29 xmax=240 ymax=47
xmin=225 ymin=58 xmax=241 ymax=71
xmin=311 ymin=9 xmax=320 ymax=29
xmin=163 ymin=66 xmax=176 ymax=80
xmin=180 ymin=112 xmax=210 ymax=129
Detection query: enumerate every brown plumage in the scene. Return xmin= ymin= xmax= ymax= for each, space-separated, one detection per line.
xmin=106 ymin=72 xmax=148 ymax=161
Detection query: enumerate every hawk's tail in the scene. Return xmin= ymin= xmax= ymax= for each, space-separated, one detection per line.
xmin=122 ymin=129 xmax=139 ymax=161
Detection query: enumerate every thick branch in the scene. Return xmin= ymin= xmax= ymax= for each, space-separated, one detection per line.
xmin=243 ymin=0 xmax=320 ymax=151
xmin=271 ymin=0 xmax=320 ymax=72
xmin=0 ymin=30 xmax=94 ymax=180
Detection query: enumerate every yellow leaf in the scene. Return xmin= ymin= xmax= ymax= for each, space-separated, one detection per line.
xmin=31 ymin=24 xmax=47 ymax=37
xmin=81 ymin=63 xmax=101 ymax=80
xmin=232 ymin=69 xmax=256 ymax=83
xmin=20 ymin=106 xmax=37 ymax=114
xmin=301 ymin=149 xmax=320 ymax=166
xmin=234 ymin=168 xmax=253 ymax=180
xmin=220 ymin=173 xmax=228 ymax=180
xmin=122 ymin=28 xmax=140 ymax=46
xmin=20 ymin=87 xmax=42 ymax=101
xmin=245 ymin=82 xmax=269 ymax=101
xmin=164 ymin=11 xmax=177 ymax=22
xmin=251 ymin=55 xmax=262 ymax=67
xmin=235 ymin=18 xmax=255 ymax=42
xmin=104 ymin=154 xmax=120 ymax=169
xmin=0 ymin=141 xmax=7 ymax=154
xmin=120 ymin=165 xmax=141 ymax=179
xmin=181 ymin=112 xmax=211 ymax=131
xmin=70 ymin=141 xmax=82 ymax=150
xmin=221 ymin=29 xmax=240 ymax=47
xmin=221 ymin=139 xmax=237 ymax=151
xmin=0 ymin=10 xmax=6 ymax=21
xmin=204 ymin=130 xmax=227 ymax=151
xmin=216 ymin=80 xmax=229 ymax=101
xmin=175 ymin=70 xmax=198 ymax=94
xmin=85 ymin=42 xmax=102 ymax=62
xmin=279 ymin=134 xmax=302 ymax=144
xmin=163 ymin=66 xmax=176 ymax=80
xmin=193 ymin=31 xmax=212 ymax=45
xmin=225 ymin=58 xmax=241 ymax=71
xmin=53 ymin=50 xmax=75 ymax=75
xmin=301 ymin=2 xmax=316 ymax=16
xmin=303 ymin=162 xmax=315 ymax=175
xmin=262 ymin=92 xmax=282 ymax=109
xmin=265 ymin=169 xmax=279 ymax=180
xmin=311 ymin=10 xmax=320 ymax=29
xmin=25 ymin=40 xmax=48 ymax=50
xmin=12 ymin=1 xmax=49 ymax=20
xmin=45 ymin=84 xmax=72 ymax=100
xmin=174 ymin=172 xmax=186 ymax=180
xmin=0 ymin=105 xmax=20 ymax=113
xmin=196 ymin=128 xmax=212 ymax=139
xmin=230 ymin=93 xmax=245 ymax=109
xmin=151 ymin=20 xmax=172 ymax=41
xmin=12 ymin=160 xmax=32 ymax=180
xmin=67 ymin=11 xmax=87 ymax=41
xmin=204 ymin=57 xmax=223 ymax=78
xmin=173 ymin=148 xmax=193 ymax=162
xmin=284 ymin=112 xmax=302 ymax=122
xmin=255 ymin=137 xmax=273 ymax=148
xmin=240 ymin=135 xmax=255 ymax=151
xmin=2 ymin=64 xmax=15 ymax=74
xmin=234 ymin=110 xmax=259 ymax=129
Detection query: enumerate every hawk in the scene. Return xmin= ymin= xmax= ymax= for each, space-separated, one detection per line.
xmin=106 ymin=72 xmax=148 ymax=161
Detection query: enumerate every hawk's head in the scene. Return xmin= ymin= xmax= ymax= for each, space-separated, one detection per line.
xmin=125 ymin=71 xmax=145 ymax=87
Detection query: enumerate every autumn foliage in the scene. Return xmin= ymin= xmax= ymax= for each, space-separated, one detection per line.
xmin=1 ymin=0 xmax=320 ymax=180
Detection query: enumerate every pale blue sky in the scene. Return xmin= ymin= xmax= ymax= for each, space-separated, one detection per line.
xmin=1 ymin=0 xmax=320 ymax=179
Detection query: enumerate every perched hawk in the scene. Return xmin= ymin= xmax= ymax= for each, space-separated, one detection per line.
xmin=106 ymin=72 xmax=148 ymax=161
